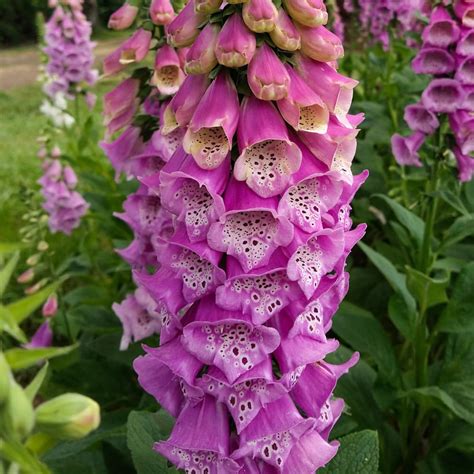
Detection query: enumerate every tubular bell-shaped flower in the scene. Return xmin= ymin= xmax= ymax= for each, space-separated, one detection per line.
xmin=149 ymin=0 xmax=175 ymax=25
xmin=242 ymin=0 xmax=278 ymax=33
xmin=283 ymin=0 xmax=328 ymax=27
xmin=183 ymin=72 xmax=240 ymax=169
xmin=270 ymin=8 xmax=301 ymax=51
xmin=298 ymin=24 xmax=344 ymax=62
xmin=184 ymin=23 xmax=219 ymax=74
xmin=152 ymin=45 xmax=185 ymax=95
xmin=108 ymin=3 xmax=138 ymax=30
xmin=167 ymin=0 xmax=207 ymax=48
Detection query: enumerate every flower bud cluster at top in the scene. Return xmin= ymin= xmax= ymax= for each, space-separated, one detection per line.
xmin=392 ymin=2 xmax=474 ymax=182
xmin=101 ymin=0 xmax=367 ymax=472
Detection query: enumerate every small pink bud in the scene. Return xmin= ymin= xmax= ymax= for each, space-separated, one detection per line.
xmin=298 ymin=24 xmax=344 ymax=62
xmin=108 ymin=3 xmax=139 ymax=30
xmin=269 ymin=9 xmax=301 ymax=51
xmin=283 ymin=0 xmax=328 ymax=27
xmin=215 ymin=13 xmax=256 ymax=68
xmin=25 ymin=279 xmax=47 ymax=295
xmin=42 ymin=294 xmax=58 ymax=318
xmin=150 ymin=0 xmax=175 ymax=25
xmin=63 ymin=166 xmax=78 ymax=189
xmin=37 ymin=241 xmax=49 ymax=252
xmin=185 ymin=24 xmax=219 ymax=74
xmin=51 ymin=146 xmax=61 ymax=158
xmin=37 ymin=148 xmax=47 ymax=159
xmin=17 ymin=268 xmax=35 ymax=284
xmin=167 ymin=1 xmax=207 ymax=48
xmin=242 ymin=0 xmax=278 ymax=33
xmin=247 ymin=43 xmax=290 ymax=100
xmin=26 ymin=254 xmax=41 ymax=266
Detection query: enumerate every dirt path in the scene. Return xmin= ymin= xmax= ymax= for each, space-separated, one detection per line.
xmin=0 ymin=39 xmax=121 ymax=91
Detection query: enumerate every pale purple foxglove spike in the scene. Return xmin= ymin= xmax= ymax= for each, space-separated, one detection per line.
xmin=195 ymin=0 xmax=223 ymax=14
xmin=454 ymin=0 xmax=474 ymax=27
xmin=108 ymin=3 xmax=138 ymax=30
xmin=150 ymin=0 xmax=175 ymax=25
xmin=457 ymin=28 xmax=474 ymax=56
xmin=167 ymin=0 xmax=207 ymax=48
xmin=279 ymin=173 xmax=344 ymax=234
xmin=295 ymin=54 xmax=358 ymax=121
xmin=291 ymin=353 xmax=359 ymax=418
xmin=104 ymin=78 xmax=140 ymax=131
xmin=286 ymin=226 xmax=346 ymax=299
xmin=404 ymin=102 xmax=440 ymax=134
xmin=422 ymin=6 xmax=461 ymax=47
xmin=456 ymin=57 xmax=474 ymax=85
xmin=136 ymin=229 xmax=226 ymax=313
xmin=112 ymin=292 xmax=163 ymax=350
xmin=183 ymin=72 xmax=240 ymax=170
xmin=215 ymin=252 xmax=304 ymax=325
xmin=242 ymin=0 xmax=278 ymax=33
xmin=269 ymin=8 xmax=301 ymax=51
xmin=100 ymin=126 xmax=144 ymax=180
xmin=25 ymin=321 xmax=53 ymax=349
xmin=247 ymin=43 xmax=290 ymax=100
xmin=181 ymin=295 xmax=280 ymax=383
xmin=208 ymin=179 xmax=294 ymax=272
xmin=157 ymin=149 xmax=228 ymax=242
xmin=152 ymin=127 xmax=186 ymax=162
xmin=283 ymin=0 xmax=328 ymax=27
xmin=277 ymin=64 xmax=329 ymax=133
xmin=133 ymin=339 xmax=203 ymax=416
xmin=454 ymin=146 xmax=474 ymax=182
xmin=411 ymin=47 xmax=455 ymax=75
xmin=152 ymin=45 xmax=185 ymax=95
xmin=127 ymin=144 xmax=167 ymax=179
xmin=154 ymin=396 xmax=241 ymax=472
xmin=298 ymin=24 xmax=344 ymax=62
xmin=235 ymin=97 xmax=302 ymax=197
xmin=103 ymin=29 xmax=152 ymax=76
xmin=162 ymin=74 xmax=210 ymax=134
xmin=215 ymin=14 xmax=256 ymax=68
xmin=63 ymin=165 xmax=78 ymax=189
xmin=184 ymin=23 xmax=220 ymax=74
xmin=461 ymin=85 xmax=474 ymax=111
xmin=197 ymin=361 xmax=287 ymax=434
xmin=391 ymin=132 xmax=425 ymax=167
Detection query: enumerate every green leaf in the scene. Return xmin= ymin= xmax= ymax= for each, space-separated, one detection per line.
xmin=127 ymin=411 xmax=178 ymax=474
xmin=5 ymin=344 xmax=78 ymax=371
xmin=387 ymin=293 xmax=413 ymax=340
xmin=434 ymin=189 xmax=470 ymax=216
xmin=333 ymin=303 xmax=399 ymax=381
xmin=0 ymin=251 xmax=19 ymax=298
xmin=7 ymin=281 xmax=61 ymax=324
xmin=407 ymin=384 xmax=474 ymax=425
xmin=358 ymin=241 xmax=417 ymax=324
xmin=319 ymin=430 xmax=379 ymax=474
xmin=25 ymin=362 xmax=49 ymax=401
xmin=437 ymin=262 xmax=474 ymax=333
xmin=0 ymin=304 xmax=27 ymax=343
xmin=0 ymin=439 xmax=51 ymax=474
xmin=405 ymin=266 xmax=449 ymax=310
xmin=0 ymin=242 xmax=24 ymax=255
xmin=440 ymin=214 xmax=474 ymax=251
xmin=374 ymin=194 xmax=425 ymax=248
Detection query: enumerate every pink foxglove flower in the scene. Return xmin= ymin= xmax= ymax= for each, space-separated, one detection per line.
xmin=152 ymin=45 xmax=185 ymax=95
xmin=108 ymin=2 xmax=138 ymax=30
xmin=103 ymin=0 xmax=367 ymax=471
xmin=25 ymin=321 xmax=53 ymax=349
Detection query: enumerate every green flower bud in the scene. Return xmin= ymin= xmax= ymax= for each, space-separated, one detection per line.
xmin=0 ymin=379 xmax=35 ymax=440
xmin=26 ymin=254 xmax=41 ymax=266
xmin=35 ymin=393 xmax=100 ymax=440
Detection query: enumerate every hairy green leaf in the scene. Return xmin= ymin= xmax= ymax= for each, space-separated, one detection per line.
xmin=5 ymin=344 xmax=78 ymax=371
xmin=0 ymin=251 xmax=19 ymax=298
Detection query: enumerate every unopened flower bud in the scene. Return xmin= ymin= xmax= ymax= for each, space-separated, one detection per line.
xmin=185 ymin=24 xmax=219 ymax=74
xmin=242 ymin=0 xmax=278 ymax=33
xmin=27 ymin=254 xmax=41 ymax=266
xmin=17 ymin=268 xmax=35 ymax=284
xmin=25 ymin=279 xmax=48 ymax=295
xmin=42 ymin=294 xmax=58 ymax=318
xmin=270 ymin=8 xmax=301 ymax=51
xmin=195 ymin=0 xmax=223 ymax=14
xmin=167 ymin=1 xmax=206 ymax=48
xmin=150 ymin=0 xmax=175 ymax=25
xmin=283 ymin=0 xmax=327 ymax=27
xmin=108 ymin=2 xmax=139 ymax=30
xmin=51 ymin=146 xmax=61 ymax=158
xmin=35 ymin=393 xmax=100 ymax=440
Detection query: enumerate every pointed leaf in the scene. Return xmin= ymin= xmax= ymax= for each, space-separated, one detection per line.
xmin=0 ymin=439 xmax=51 ymax=474
xmin=0 ymin=251 xmax=19 ymax=298
xmin=405 ymin=266 xmax=449 ymax=310
xmin=374 ymin=194 xmax=425 ymax=248
xmin=0 ymin=304 xmax=27 ymax=342
xmin=7 ymin=282 xmax=61 ymax=324
xmin=0 ymin=242 xmax=25 ymax=255
xmin=440 ymin=214 xmax=474 ymax=251
xmin=5 ymin=344 xmax=78 ymax=371
xmin=25 ymin=362 xmax=49 ymax=401
xmin=319 ymin=430 xmax=379 ymax=474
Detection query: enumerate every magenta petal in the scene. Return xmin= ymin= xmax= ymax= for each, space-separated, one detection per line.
xmin=182 ymin=296 xmax=280 ymax=383
xmin=152 ymin=45 xmax=184 ymax=95
xmin=155 ymin=396 xmax=241 ymax=472
xmin=422 ymin=6 xmax=461 ymax=47
xmin=133 ymin=339 xmax=203 ymax=416
xmin=158 ymin=148 xmax=229 ymax=242
xmin=235 ymin=97 xmax=302 ymax=198
xmin=216 ymin=252 xmax=303 ymax=325
xmin=457 ymin=28 xmax=474 ymax=57
xmin=412 ymin=47 xmax=455 ymax=75
xmin=456 ymin=56 xmax=474 ymax=85
xmin=454 ymin=146 xmax=474 ymax=182
xmin=422 ymin=78 xmax=465 ymax=113
xmin=404 ymin=102 xmax=440 ymax=135
xmin=183 ymin=72 xmax=240 ymax=170
xmin=391 ymin=132 xmax=425 ymax=168
xmin=25 ymin=321 xmax=53 ymax=349
xmin=208 ymin=180 xmax=294 ymax=272
xmin=197 ymin=361 xmax=287 ymax=434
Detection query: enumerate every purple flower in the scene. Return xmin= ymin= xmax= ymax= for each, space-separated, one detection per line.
xmin=108 ymin=3 xmax=138 ymax=30
xmin=403 ymin=103 xmax=440 ymax=135
xmin=149 ymin=0 xmax=175 ymax=25
xmin=391 ymin=132 xmax=425 ymax=167
xmin=242 ymin=0 xmax=278 ymax=33
xmin=298 ymin=24 xmax=344 ymax=62
xmin=422 ymin=6 xmax=461 ymax=47
xmin=283 ymin=0 xmax=328 ymax=27
xmin=25 ymin=321 xmax=53 ymax=349
xmin=152 ymin=45 xmax=185 ymax=95
xmin=270 ymin=8 xmax=301 ymax=51
xmin=184 ymin=24 xmax=219 ymax=75
xmin=411 ymin=47 xmax=455 ymax=75
xmin=166 ymin=0 xmax=207 ymax=48
xmin=422 ymin=78 xmax=465 ymax=113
